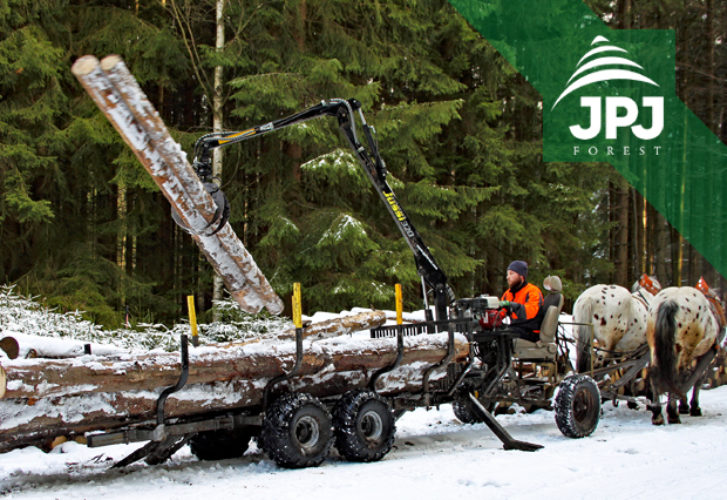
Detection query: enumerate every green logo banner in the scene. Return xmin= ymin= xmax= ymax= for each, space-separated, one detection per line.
xmin=449 ymin=0 xmax=726 ymax=279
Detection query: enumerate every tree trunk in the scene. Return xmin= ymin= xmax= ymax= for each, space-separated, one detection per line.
xmin=212 ymin=0 xmax=226 ymax=319
xmin=0 ymin=359 xmax=456 ymax=453
xmin=0 ymin=311 xmax=391 ymax=400
xmin=654 ymin=211 xmax=670 ymax=285
xmin=0 ymin=327 xmax=468 ymax=453
xmin=614 ymin=178 xmax=630 ymax=286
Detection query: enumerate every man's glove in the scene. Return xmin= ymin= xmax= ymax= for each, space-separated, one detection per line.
xmin=510 ymin=302 xmax=526 ymax=319
xmin=499 ymin=300 xmax=511 ymax=309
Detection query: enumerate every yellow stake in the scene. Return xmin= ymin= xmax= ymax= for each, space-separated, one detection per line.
xmin=292 ymin=282 xmax=303 ymax=329
xmin=395 ymin=283 xmax=403 ymax=325
xmin=187 ymin=295 xmax=199 ymax=346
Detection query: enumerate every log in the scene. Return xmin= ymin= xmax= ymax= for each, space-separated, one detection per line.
xmin=0 ymin=311 xmax=387 ymax=400
xmin=276 ymin=310 xmax=387 ymax=340
xmin=0 ymin=337 xmax=19 ymax=360
xmin=71 ymin=55 xmax=283 ymax=315
xmin=0 ymin=335 xmax=124 ymax=360
xmin=0 ymin=332 xmax=469 ymax=452
xmin=0 ymin=361 xmax=452 ymax=453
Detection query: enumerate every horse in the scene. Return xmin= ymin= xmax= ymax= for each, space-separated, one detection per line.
xmin=646 ymin=280 xmax=725 ymax=425
xmin=573 ymin=275 xmax=660 ymax=373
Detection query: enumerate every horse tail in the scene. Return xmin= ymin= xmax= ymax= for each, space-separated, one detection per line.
xmin=574 ymin=295 xmax=593 ymax=373
xmin=650 ymin=300 xmax=683 ymax=396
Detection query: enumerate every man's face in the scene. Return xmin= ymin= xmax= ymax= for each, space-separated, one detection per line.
xmin=506 ymin=269 xmax=523 ymax=288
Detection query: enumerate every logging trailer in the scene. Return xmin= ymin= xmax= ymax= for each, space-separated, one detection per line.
xmin=82 ymin=96 xmax=602 ymax=468
xmin=0 ymin=57 xmax=606 ymax=470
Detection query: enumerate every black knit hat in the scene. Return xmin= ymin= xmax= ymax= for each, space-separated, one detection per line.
xmin=507 ymin=260 xmax=528 ymax=279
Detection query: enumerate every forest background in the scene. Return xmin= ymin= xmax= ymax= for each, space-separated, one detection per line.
xmin=1 ymin=0 xmax=725 ymax=328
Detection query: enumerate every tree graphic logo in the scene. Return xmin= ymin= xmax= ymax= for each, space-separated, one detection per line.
xmin=554 ymin=36 xmax=664 ymax=147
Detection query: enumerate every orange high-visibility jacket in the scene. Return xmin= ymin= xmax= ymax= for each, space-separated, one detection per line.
xmin=500 ymin=282 xmax=544 ymax=330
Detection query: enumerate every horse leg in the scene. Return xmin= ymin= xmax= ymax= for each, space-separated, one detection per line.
xmin=649 ymin=380 xmax=665 ymax=425
xmin=689 ymin=375 xmax=703 ymax=417
xmin=666 ymin=394 xmax=681 ymax=424
xmin=678 ymin=395 xmax=689 ymax=414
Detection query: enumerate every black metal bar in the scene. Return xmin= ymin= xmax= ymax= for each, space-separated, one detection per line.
xmin=156 ymin=335 xmax=189 ymax=427
xmin=422 ymin=328 xmax=456 ymax=402
xmin=369 ymin=327 xmax=405 ymax=391
xmin=467 ymin=392 xmax=543 ymax=452
xmin=447 ymin=338 xmax=478 ymax=397
xmin=370 ymin=319 xmax=477 ymax=339
xmin=263 ymin=327 xmax=304 ymax=410
xmin=482 ymin=334 xmax=514 ymax=398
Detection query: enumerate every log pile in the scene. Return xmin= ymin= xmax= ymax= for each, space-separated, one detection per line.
xmin=0 ymin=311 xmax=470 ymax=453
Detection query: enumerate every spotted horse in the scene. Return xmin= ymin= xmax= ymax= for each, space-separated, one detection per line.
xmin=573 ymin=275 xmax=661 ymax=373
xmin=646 ymin=278 xmax=726 ymax=425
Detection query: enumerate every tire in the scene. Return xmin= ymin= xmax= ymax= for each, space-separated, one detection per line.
xmin=554 ymin=374 xmax=601 ymax=438
xmin=260 ymin=393 xmax=333 ymax=468
xmin=333 ymin=391 xmax=395 ymax=462
xmin=189 ymin=427 xmax=252 ymax=461
xmin=452 ymin=393 xmax=494 ymax=424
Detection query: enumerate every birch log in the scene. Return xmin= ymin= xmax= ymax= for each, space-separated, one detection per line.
xmin=71 ymin=55 xmax=283 ymax=315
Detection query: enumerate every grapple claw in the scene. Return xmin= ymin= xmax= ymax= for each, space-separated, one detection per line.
xmin=171 ymin=182 xmax=230 ymax=235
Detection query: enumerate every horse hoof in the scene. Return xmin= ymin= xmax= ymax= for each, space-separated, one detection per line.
xmin=690 ymin=407 xmax=702 ymax=417
xmin=678 ymin=404 xmax=689 ymax=415
xmin=667 ymin=415 xmax=681 ymax=424
xmin=652 ymin=416 xmax=665 ymax=426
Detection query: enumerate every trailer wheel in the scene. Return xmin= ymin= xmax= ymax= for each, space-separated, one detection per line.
xmin=452 ymin=393 xmax=494 ymax=424
xmin=333 ymin=391 xmax=395 ymax=462
xmin=189 ymin=427 xmax=252 ymax=461
xmin=260 ymin=393 xmax=333 ymax=468
xmin=555 ymin=374 xmax=601 ymax=438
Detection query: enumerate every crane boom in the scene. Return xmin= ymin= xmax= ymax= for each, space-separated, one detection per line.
xmin=195 ymin=99 xmax=452 ymax=320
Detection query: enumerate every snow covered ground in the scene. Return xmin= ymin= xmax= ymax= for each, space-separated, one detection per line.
xmin=2 ymin=286 xmax=726 ymax=499
xmin=1 ymin=385 xmax=726 ymax=499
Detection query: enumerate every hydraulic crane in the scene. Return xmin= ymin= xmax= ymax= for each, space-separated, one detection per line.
xmin=190 ymin=98 xmax=453 ymax=321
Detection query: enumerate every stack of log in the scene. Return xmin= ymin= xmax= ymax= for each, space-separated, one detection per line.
xmin=0 ymin=311 xmax=469 ymax=453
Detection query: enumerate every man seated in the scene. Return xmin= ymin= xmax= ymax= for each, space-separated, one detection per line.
xmin=500 ymin=260 xmax=544 ymax=342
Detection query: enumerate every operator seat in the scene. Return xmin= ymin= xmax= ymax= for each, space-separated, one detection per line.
xmin=513 ymin=275 xmax=564 ymax=359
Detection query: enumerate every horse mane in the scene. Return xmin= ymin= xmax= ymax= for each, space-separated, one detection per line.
xmin=650 ymin=300 xmax=684 ymax=397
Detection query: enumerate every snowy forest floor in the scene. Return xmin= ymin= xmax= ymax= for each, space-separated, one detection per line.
xmin=1 ymin=385 xmax=726 ymax=499
xmin=1 ymin=285 xmax=726 ymax=499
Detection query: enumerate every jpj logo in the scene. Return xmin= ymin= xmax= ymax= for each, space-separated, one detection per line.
xmin=553 ymin=36 xmax=664 ymax=156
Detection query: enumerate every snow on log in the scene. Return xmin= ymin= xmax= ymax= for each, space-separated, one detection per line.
xmin=0 ymin=332 xmax=468 ymax=452
xmin=71 ymin=55 xmax=283 ymax=315
xmin=0 ymin=335 xmax=124 ymax=360
xmin=0 ymin=311 xmax=382 ymax=400
xmin=277 ymin=310 xmax=387 ymax=340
